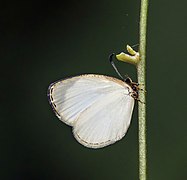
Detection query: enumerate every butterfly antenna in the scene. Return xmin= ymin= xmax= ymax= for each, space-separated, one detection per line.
xmin=109 ymin=53 xmax=124 ymax=81
xmin=131 ymin=43 xmax=139 ymax=48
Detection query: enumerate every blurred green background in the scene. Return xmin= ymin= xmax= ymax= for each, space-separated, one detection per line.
xmin=1 ymin=0 xmax=187 ymax=179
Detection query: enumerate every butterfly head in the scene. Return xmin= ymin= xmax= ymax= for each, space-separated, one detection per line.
xmin=124 ymin=77 xmax=139 ymax=100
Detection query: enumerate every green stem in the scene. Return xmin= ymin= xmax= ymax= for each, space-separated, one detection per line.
xmin=137 ymin=0 xmax=148 ymax=179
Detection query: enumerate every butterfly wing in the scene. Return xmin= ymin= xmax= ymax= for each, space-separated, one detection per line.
xmin=73 ymin=88 xmax=134 ymax=148
xmin=48 ymin=74 xmax=135 ymax=148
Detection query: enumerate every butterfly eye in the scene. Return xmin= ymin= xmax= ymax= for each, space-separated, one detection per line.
xmin=132 ymin=86 xmax=137 ymax=91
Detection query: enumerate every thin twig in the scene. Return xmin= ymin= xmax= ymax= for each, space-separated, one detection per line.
xmin=137 ymin=0 xmax=148 ymax=179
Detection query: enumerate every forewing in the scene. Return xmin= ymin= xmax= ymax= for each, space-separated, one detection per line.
xmin=73 ymin=90 xmax=135 ymax=148
xmin=48 ymin=74 xmax=129 ymax=126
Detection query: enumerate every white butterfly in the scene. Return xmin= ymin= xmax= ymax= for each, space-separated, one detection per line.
xmin=48 ymin=55 xmax=139 ymax=148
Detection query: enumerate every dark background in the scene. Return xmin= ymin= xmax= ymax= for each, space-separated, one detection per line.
xmin=1 ymin=0 xmax=187 ymax=179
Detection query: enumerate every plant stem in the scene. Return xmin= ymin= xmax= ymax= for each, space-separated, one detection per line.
xmin=137 ymin=0 xmax=148 ymax=179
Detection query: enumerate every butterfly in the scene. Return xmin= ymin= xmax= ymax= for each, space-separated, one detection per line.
xmin=48 ymin=54 xmax=139 ymax=148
